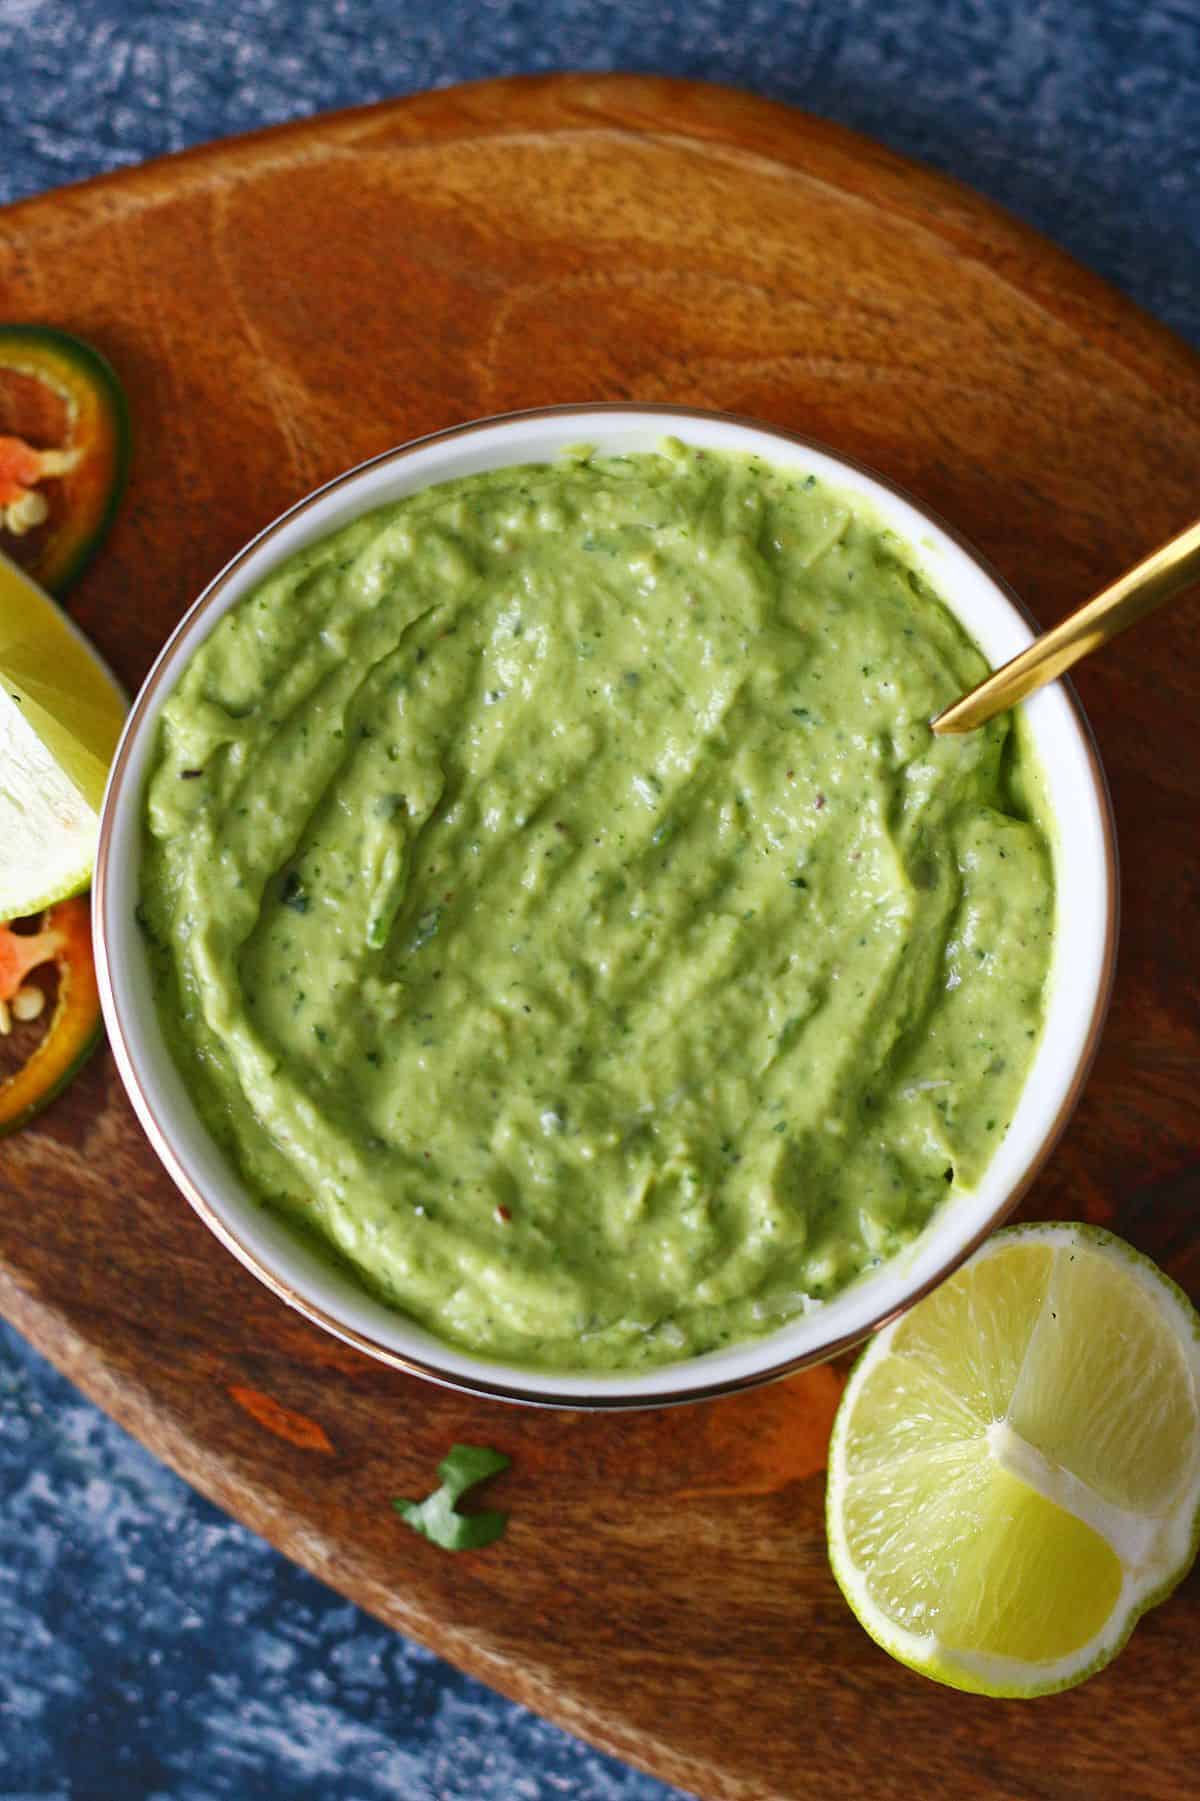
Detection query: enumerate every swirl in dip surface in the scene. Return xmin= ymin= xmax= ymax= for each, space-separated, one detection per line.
xmin=141 ymin=442 xmax=1054 ymax=1370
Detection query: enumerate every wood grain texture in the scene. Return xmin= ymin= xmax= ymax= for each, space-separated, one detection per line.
xmin=1 ymin=74 xmax=1198 ymax=1800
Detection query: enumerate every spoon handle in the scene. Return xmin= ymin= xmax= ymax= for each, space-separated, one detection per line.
xmin=932 ymin=518 xmax=1200 ymax=734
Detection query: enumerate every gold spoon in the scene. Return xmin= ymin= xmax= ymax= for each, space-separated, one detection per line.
xmin=932 ymin=518 xmax=1200 ymax=734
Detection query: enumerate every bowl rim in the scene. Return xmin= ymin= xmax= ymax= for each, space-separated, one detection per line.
xmin=93 ymin=402 xmax=1119 ymax=1409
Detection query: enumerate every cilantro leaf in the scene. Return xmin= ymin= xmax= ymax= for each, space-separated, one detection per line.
xmin=393 ymin=1443 xmax=510 ymax=1551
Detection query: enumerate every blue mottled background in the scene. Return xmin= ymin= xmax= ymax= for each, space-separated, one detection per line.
xmin=1 ymin=3 xmax=1198 ymax=1798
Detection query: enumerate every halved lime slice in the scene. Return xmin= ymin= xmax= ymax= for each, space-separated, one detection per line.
xmin=827 ymin=1223 xmax=1200 ymax=1696
xmin=0 ymin=550 xmax=126 ymax=919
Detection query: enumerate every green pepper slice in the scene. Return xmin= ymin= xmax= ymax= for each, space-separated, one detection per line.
xmin=0 ymin=325 xmax=130 ymax=595
xmin=0 ymin=896 xmax=103 ymax=1137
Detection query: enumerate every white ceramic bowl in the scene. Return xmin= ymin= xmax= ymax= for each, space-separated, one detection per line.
xmin=94 ymin=406 xmax=1116 ymax=1407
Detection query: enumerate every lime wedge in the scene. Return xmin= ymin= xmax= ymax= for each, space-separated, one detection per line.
xmin=826 ymin=1223 xmax=1200 ymax=1696
xmin=0 ymin=550 xmax=126 ymax=919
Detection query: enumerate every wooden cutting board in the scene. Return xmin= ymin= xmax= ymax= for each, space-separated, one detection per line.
xmin=2 ymin=75 xmax=1198 ymax=1800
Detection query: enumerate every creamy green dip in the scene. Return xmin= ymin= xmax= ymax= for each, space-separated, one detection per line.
xmin=141 ymin=442 xmax=1054 ymax=1370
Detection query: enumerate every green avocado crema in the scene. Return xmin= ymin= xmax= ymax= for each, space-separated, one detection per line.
xmin=141 ymin=442 xmax=1055 ymax=1371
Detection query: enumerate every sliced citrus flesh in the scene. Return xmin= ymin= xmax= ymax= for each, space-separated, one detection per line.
xmin=0 ymin=550 xmax=126 ymax=919
xmin=826 ymin=1224 xmax=1200 ymax=1696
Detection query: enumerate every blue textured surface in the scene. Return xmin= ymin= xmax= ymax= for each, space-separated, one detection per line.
xmin=1 ymin=4 xmax=1198 ymax=1798
xmin=1 ymin=0 xmax=1198 ymax=343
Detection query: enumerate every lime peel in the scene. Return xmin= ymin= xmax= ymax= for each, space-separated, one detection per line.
xmin=826 ymin=1223 xmax=1200 ymax=1698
